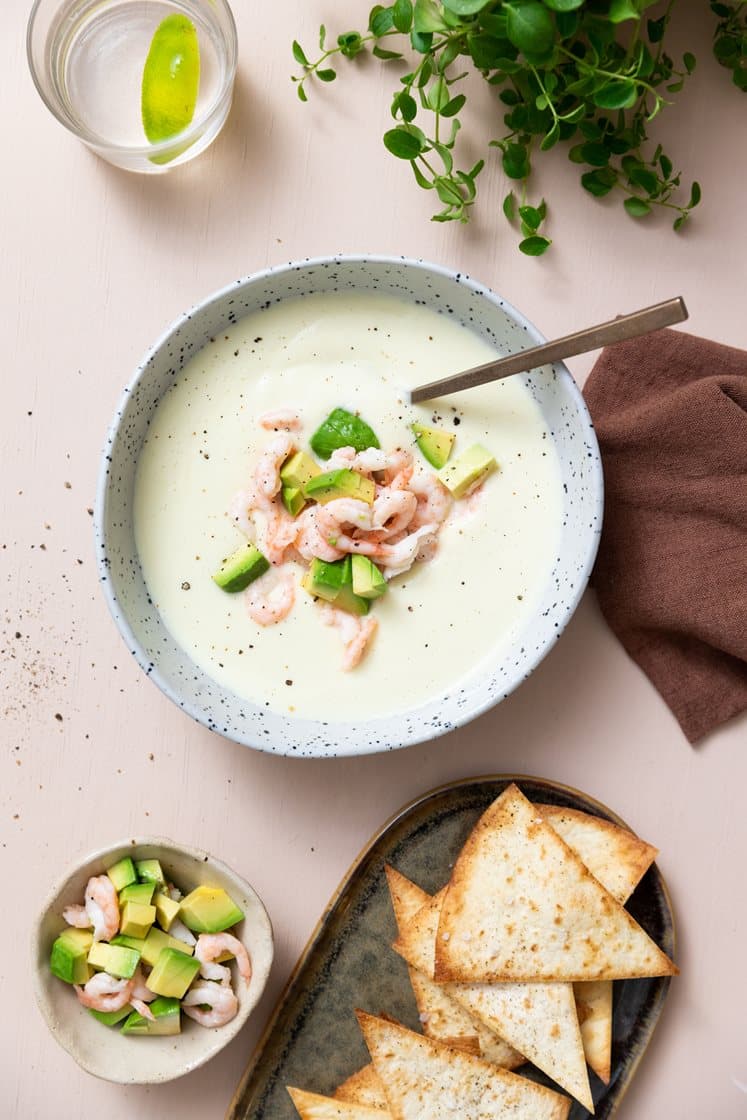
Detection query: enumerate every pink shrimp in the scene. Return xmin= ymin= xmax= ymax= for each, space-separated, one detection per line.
xmin=246 ymin=567 xmax=296 ymax=626
xmin=294 ymin=506 xmax=345 ymax=563
xmin=182 ymin=983 xmax=239 ymax=1028
xmin=228 ymin=488 xmax=258 ymax=538
xmin=381 ymin=448 xmax=414 ymax=490
xmin=256 ymin=506 xmax=301 ymax=566
xmin=84 ymin=875 xmax=120 ymax=943
xmin=74 ymin=972 xmax=132 ymax=1013
xmin=258 ymin=409 xmax=302 ymax=431
xmin=315 ymin=499 xmax=380 ymax=556
xmin=129 ymin=966 xmax=157 ymax=1019
xmin=409 ymin=471 xmax=453 ymax=529
xmin=374 ymin=523 xmax=440 ymax=580
xmin=195 ymin=933 xmax=252 ymax=985
xmin=371 ymin=488 xmax=417 ymax=539
xmin=321 ymin=605 xmax=379 ymax=670
xmin=328 ymin=446 xmax=359 ymax=470
xmin=254 ymin=433 xmax=295 ymax=504
xmin=62 ymin=904 xmax=91 ymax=929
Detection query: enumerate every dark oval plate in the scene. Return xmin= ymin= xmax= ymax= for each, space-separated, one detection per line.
xmin=227 ymin=775 xmax=675 ymax=1120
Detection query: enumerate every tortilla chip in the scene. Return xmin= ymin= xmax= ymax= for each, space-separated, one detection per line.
xmin=334 ymin=1065 xmax=389 ymax=1110
xmin=356 ymin=1011 xmax=570 ymax=1120
xmin=392 ymin=890 xmax=591 ymax=1111
xmin=288 ymin=1087 xmax=390 ymax=1119
xmin=435 ymin=784 xmax=677 ymax=984
xmin=574 ymin=981 xmax=613 ymax=1085
xmin=539 ymin=805 xmax=658 ymax=904
xmin=385 ymin=866 xmax=522 ymax=1069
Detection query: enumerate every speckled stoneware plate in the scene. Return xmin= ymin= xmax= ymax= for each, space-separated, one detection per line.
xmin=227 ymin=776 xmax=675 ymax=1120
xmin=95 ymin=256 xmax=603 ymax=757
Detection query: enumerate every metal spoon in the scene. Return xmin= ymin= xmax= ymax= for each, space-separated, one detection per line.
xmin=409 ymin=296 xmax=688 ymax=403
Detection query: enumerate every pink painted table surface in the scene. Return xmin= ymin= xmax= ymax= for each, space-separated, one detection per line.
xmin=1 ymin=2 xmax=745 ymax=1117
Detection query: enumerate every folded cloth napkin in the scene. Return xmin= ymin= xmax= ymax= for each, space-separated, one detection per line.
xmin=583 ymin=327 xmax=747 ymax=743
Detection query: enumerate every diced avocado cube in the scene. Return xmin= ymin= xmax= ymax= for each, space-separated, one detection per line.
xmin=153 ymin=891 xmax=181 ymax=932
xmin=412 ymin=422 xmax=456 ymax=469
xmin=146 ymin=948 xmax=200 ymax=999
xmin=114 ymin=926 xmax=194 ymax=967
xmin=50 ymin=928 xmax=94 ymax=985
xmin=89 ymin=1004 xmax=133 ymax=1027
xmin=87 ymin=942 xmax=141 ymax=980
xmin=439 ymin=443 xmax=497 ymax=499
xmin=280 ymin=450 xmax=320 ymax=490
xmin=309 ymin=407 xmax=380 ymax=460
xmin=110 ymin=933 xmax=147 ymax=955
xmin=305 ymin=557 xmax=345 ymax=603
xmin=351 ymin=555 xmax=387 ymax=600
xmin=303 ymin=468 xmax=375 ymax=506
xmin=120 ymin=901 xmax=157 ymax=940
xmin=178 ymin=885 xmax=244 ymax=933
xmin=106 ymin=856 xmax=137 ymax=892
xmin=119 ymin=881 xmax=156 ymax=906
xmin=212 ymin=543 xmax=270 ymax=593
xmin=121 ymin=996 xmax=181 ymax=1036
xmin=281 ymin=486 xmax=306 ymax=518
xmin=334 ymin=556 xmax=370 ymax=617
xmin=135 ymin=858 xmax=166 ymax=886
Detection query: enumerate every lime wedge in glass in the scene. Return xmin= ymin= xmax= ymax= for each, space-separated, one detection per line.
xmin=141 ymin=14 xmax=200 ymax=146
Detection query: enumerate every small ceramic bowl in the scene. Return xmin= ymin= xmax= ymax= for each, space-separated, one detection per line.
xmin=32 ymin=837 xmax=274 ymax=1084
xmin=95 ymin=255 xmax=604 ymax=758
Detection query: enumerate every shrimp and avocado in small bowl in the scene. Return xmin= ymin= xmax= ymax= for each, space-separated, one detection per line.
xmin=33 ymin=839 xmax=273 ymax=1083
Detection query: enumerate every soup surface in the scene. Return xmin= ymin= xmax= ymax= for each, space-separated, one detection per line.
xmin=134 ymin=292 xmax=563 ymax=721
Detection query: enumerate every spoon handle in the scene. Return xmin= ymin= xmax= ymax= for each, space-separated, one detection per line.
xmin=409 ymin=296 xmax=688 ymax=403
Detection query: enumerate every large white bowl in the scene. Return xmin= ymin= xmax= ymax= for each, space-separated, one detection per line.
xmin=95 ymin=256 xmax=603 ymax=758
xmin=32 ymin=838 xmax=274 ymax=1084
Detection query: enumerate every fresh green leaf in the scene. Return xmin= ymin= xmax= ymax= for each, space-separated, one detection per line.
xmin=503 ymin=190 xmax=516 ymax=221
xmin=414 ymin=0 xmax=447 ymax=33
xmin=373 ymin=45 xmax=404 ymax=59
xmin=504 ymin=2 xmax=555 ymax=58
xmin=383 ymin=127 xmax=425 ymax=158
xmin=442 ymin=0 xmax=493 ymax=14
xmin=518 ymin=203 xmax=544 ymax=231
xmin=316 ymin=68 xmax=337 ymax=82
xmin=593 ymin=80 xmax=638 ymax=109
xmin=392 ymin=0 xmax=414 ymax=33
xmin=441 ymin=93 xmax=467 ymax=116
xmin=624 ymin=196 xmax=652 ymax=217
xmin=370 ymin=6 xmax=395 ymax=35
xmin=319 ymin=24 xmax=326 ymax=49
xmin=688 ymin=180 xmax=702 ymax=208
xmin=292 ymin=40 xmax=309 ymax=66
xmin=519 ymin=235 xmax=551 ymax=255
xmin=683 ymin=51 xmax=696 ymax=74
xmin=608 ymin=0 xmax=640 ymax=23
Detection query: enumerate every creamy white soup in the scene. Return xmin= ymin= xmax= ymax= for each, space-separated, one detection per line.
xmin=133 ymin=292 xmax=563 ymax=721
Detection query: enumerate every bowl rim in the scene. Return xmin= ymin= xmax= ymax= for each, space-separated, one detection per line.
xmin=94 ymin=253 xmax=604 ymax=758
xmin=31 ymin=834 xmax=274 ymax=1084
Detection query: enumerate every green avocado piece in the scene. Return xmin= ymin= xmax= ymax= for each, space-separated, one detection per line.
xmin=89 ymin=1004 xmax=133 ymax=1027
xmin=113 ymin=926 xmax=193 ymax=967
xmin=351 ymin=554 xmax=387 ymax=600
xmin=310 ymin=407 xmax=380 ymax=460
xmin=303 ymin=468 xmax=375 ymax=505
xmin=87 ymin=942 xmax=141 ymax=980
xmin=146 ymin=948 xmax=200 ymax=998
xmin=50 ymin=928 xmax=94 ymax=985
xmin=120 ymin=900 xmax=157 ymax=939
xmin=280 ymin=450 xmax=321 ymax=490
xmin=134 ymin=858 xmax=166 ymax=886
xmin=106 ymin=856 xmax=138 ymax=892
xmin=439 ymin=443 xmax=497 ymax=499
xmin=178 ymin=885 xmax=244 ymax=933
xmin=121 ymin=996 xmax=181 ymax=1036
xmin=119 ymin=881 xmax=156 ymax=906
xmin=412 ymin=422 xmax=456 ymax=469
xmin=153 ymin=891 xmax=181 ymax=932
xmin=281 ymin=485 xmax=306 ymax=518
xmin=304 ymin=557 xmax=345 ymax=603
xmin=334 ymin=556 xmax=371 ymax=616
xmin=212 ymin=543 xmax=270 ymax=593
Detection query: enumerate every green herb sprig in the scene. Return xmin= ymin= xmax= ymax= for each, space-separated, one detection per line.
xmin=292 ymin=0 xmax=705 ymax=255
xmin=711 ymin=1 xmax=747 ymax=90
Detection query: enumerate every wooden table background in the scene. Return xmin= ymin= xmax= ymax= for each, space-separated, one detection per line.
xmin=2 ymin=2 xmax=745 ymax=1117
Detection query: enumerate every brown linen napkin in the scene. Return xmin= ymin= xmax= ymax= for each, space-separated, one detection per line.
xmin=583 ymin=327 xmax=747 ymax=743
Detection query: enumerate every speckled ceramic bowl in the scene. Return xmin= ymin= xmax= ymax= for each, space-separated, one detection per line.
xmin=32 ymin=838 xmax=274 ymax=1084
xmin=95 ymin=256 xmax=603 ymax=758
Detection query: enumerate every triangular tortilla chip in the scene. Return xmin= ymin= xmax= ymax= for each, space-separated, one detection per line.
xmin=539 ymin=805 xmax=658 ymax=904
xmin=435 ymin=784 xmax=677 ymax=984
xmin=392 ymin=891 xmax=591 ymax=1111
xmin=288 ymin=1087 xmax=390 ymax=1119
xmin=356 ymin=1012 xmax=570 ymax=1120
xmin=334 ymin=1065 xmax=388 ymax=1110
xmin=385 ymin=866 xmax=522 ymax=1069
xmin=574 ymin=981 xmax=613 ymax=1086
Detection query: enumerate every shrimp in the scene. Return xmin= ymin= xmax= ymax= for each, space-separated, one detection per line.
xmin=169 ymin=917 xmax=197 ymax=946
xmin=228 ymin=488 xmax=258 ymax=539
xmin=256 ymin=506 xmax=301 ymax=566
xmin=371 ymin=488 xmax=417 ymax=539
xmin=182 ymin=983 xmax=239 ymax=1028
xmin=375 ymin=523 xmax=440 ymax=580
xmin=409 ymin=471 xmax=453 ymax=529
xmin=195 ymin=933 xmax=252 ymax=985
xmin=84 ymin=875 xmax=120 ymax=943
xmin=315 ymin=499 xmax=380 ymax=556
xmin=321 ymin=605 xmax=379 ymax=670
xmin=246 ymin=567 xmax=296 ymax=626
xmin=328 ymin=446 xmax=359 ymax=470
xmin=74 ymin=972 xmax=132 ymax=1013
xmin=62 ymin=904 xmax=91 ymax=929
xmin=258 ymin=409 xmax=302 ymax=431
xmin=254 ymin=433 xmax=295 ymax=504
xmin=166 ymin=882 xmax=183 ymax=902
xmin=381 ymin=448 xmax=414 ymax=490
xmin=295 ymin=506 xmax=345 ymax=564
